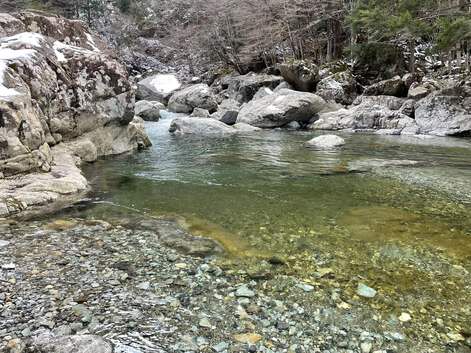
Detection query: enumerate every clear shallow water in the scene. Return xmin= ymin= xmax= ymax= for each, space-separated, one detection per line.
xmin=65 ymin=115 xmax=471 ymax=337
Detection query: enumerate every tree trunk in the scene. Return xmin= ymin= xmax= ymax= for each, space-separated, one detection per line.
xmin=409 ymin=40 xmax=416 ymax=74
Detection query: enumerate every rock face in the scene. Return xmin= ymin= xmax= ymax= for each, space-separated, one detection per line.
xmin=135 ymin=100 xmax=164 ymax=121
xmin=0 ymin=12 xmax=151 ymax=217
xmin=415 ymin=86 xmax=471 ymax=136
xmin=279 ymin=60 xmax=319 ymax=92
xmin=218 ymin=73 xmax=283 ymax=103
xmin=316 ymin=71 xmax=359 ymax=105
xmin=168 ymin=84 xmax=218 ymax=114
xmin=211 ymin=99 xmax=241 ymax=125
xmin=136 ymin=73 xmax=181 ymax=104
xmin=237 ymin=89 xmax=326 ymax=128
xmin=305 ymin=135 xmax=345 ymax=149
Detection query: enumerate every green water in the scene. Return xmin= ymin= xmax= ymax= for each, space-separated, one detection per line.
xmin=64 ymin=116 xmax=471 ymax=340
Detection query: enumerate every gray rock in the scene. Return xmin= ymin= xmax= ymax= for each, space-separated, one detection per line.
xmin=353 ymin=95 xmax=406 ymax=111
xmin=273 ymin=81 xmax=294 ymax=92
xmin=232 ymin=123 xmax=262 ymax=133
xmin=31 ymin=334 xmax=112 ymax=353
xmin=357 ymin=283 xmax=377 ymax=298
xmin=237 ymin=89 xmax=326 ymax=128
xmin=235 ymin=285 xmax=255 ymax=298
xmin=213 ymin=342 xmax=230 ymax=352
xmin=169 ymin=117 xmax=236 ymax=135
xmin=211 ymin=99 xmax=241 ymax=125
xmin=168 ymin=84 xmax=218 ymax=114
xmin=0 ymin=240 xmax=10 ymax=248
xmin=279 ymin=60 xmax=319 ymax=91
xmin=136 ymin=74 xmax=181 ymax=104
xmin=135 ymin=100 xmax=165 ymax=121
xmin=316 ymin=71 xmax=359 ymax=105
xmin=310 ymin=102 xmax=418 ymax=135
xmin=252 ymin=86 xmax=273 ymax=100
xmin=191 ymin=108 xmax=211 ymax=118
xmin=408 ymin=79 xmax=440 ymax=100
xmin=363 ymin=76 xmax=407 ymax=97
xmin=220 ymin=73 xmax=283 ymax=103
xmin=305 ymin=135 xmax=345 ymax=149
xmin=414 ymin=86 xmax=471 ymax=136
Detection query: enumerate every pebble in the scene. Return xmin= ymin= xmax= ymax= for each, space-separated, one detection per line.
xmin=398 ymin=312 xmax=411 ymax=322
xmin=0 ymin=240 xmax=10 ymax=248
xmin=297 ymin=283 xmax=314 ymax=292
xmin=357 ymin=283 xmax=377 ymax=298
xmin=199 ymin=317 xmax=212 ymax=328
xmin=213 ymin=342 xmax=229 ymax=352
xmin=136 ymin=281 xmax=151 ymax=290
xmin=235 ymin=285 xmax=255 ymax=298
xmin=233 ymin=333 xmax=262 ymax=344
xmin=360 ymin=342 xmax=372 ymax=353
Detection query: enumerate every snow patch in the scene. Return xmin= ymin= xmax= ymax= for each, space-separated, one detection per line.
xmin=0 ymin=32 xmax=44 ymax=49
xmin=53 ymin=41 xmax=67 ymax=62
xmin=150 ymin=74 xmax=181 ymax=94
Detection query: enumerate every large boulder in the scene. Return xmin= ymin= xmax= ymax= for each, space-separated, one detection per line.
xmin=219 ymin=73 xmax=283 ymax=103
xmin=237 ymin=89 xmax=326 ymax=128
xmin=363 ymin=76 xmax=407 ymax=97
xmin=309 ymin=102 xmax=418 ymax=135
xmin=278 ymin=60 xmax=319 ymax=92
xmin=408 ymin=79 xmax=441 ymax=100
xmin=414 ymin=86 xmax=471 ymax=136
xmin=135 ymin=100 xmax=164 ymax=121
xmin=136 ymin=74 xmax=181 ymax=104
xmin=168 ymin=84 xmax=218 ymax=114
xmin=316 ymin=71 xmax=359 ymax=105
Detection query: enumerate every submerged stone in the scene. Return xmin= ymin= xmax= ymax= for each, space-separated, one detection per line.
xmin=357 ymin=283 xmax=377 ymax=298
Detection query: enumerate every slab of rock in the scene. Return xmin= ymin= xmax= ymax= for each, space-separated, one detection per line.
xmin=237 ymin=89 xmax=326 ymax=128
xmin=136 ymin=74 xmax=181 ymax=104
xmin=279 ymin=60 xmax=319 ymax=91
xmin=31 ymin=334 xmax=112 ymax=353
xmin=135 ymin=100 xmax=165 ymax=121
xmin=305 ymin=135 xmax=345 ymax=149
xmin=414 ymin=86 xmax=471 ymax=136
xmin=169 ymin=117 xmax=235 ymax=135
xmin=363 ymin=76 xmax=407 ymax=97
xmin=168 ymin=84 xmax=218 ymax=114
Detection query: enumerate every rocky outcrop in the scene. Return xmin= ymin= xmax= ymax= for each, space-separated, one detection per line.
xmin=135 ymin=100 xmax=164 ymax=121
xmin=136 ymin=73 xmax=181 ymax=104
xmin=305 ymin=135 xmax=345 ymax=149
xmin=217 ymin=72 xmax=283 ymax=103
xmin=168 ymin=84 xmax=218 ymax=114
xmin=237 ymin=89 xmax=326 ymax=128
xmin=414 ymin=86 xmax=471 ymax=136
xmin=0 ymin=12 xmax=151 ymax=217
xmin=279 ymin=60 xmax=319 ymax=92
xmin=316 ymin=71 xmax=359 ymax=105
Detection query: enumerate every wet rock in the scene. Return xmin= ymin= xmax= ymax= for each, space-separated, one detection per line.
xmin=305 ymin=135 xmax=345 ymax=149
xmin=211 ymin=99 xmax=241 ymax=125
xmin=169 ymin=117 xmax=235 ymax=135
xmin=136 ymin=74 xmax=181 ymax=104
xmin=168 ymin=84 xmax=218 ymax=114
xmin=297 ymin=283 xmax=315 ymax=292
xmin=237 ymin=89 xmax=326 ymax=128
xmin=357 ymin=283 xmax=377 ymax=298
xmin=232 ymin=123 xmax=262 ymax=133
xmin=347 ymin=159 xmax=419 ymax=172
xmin=135 ymin=100 xmax=164 ymax=121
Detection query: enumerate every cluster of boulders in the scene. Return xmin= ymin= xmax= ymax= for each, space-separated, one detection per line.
xmin=137 ymin=59 xmax=471 ymax=139
xmin=0 ymin=12 xmax=151 ymax=217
